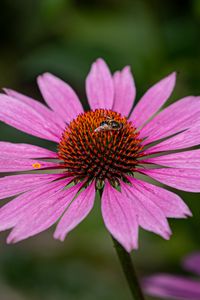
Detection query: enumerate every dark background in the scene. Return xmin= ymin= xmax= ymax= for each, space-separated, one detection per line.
xmin=0 ymin=1 xmax=200 ymax=299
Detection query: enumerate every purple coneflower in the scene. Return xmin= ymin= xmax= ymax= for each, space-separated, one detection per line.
xmin=143 ymin=252 xmax=200 ymax=300
xmin=0 ymin=58 xmax=199 ymax=251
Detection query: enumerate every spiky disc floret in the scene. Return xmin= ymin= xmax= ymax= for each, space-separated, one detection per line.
xmin=58 ymin=109 xmax=143 ymax=187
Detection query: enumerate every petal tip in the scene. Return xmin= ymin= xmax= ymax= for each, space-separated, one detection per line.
xmin=37 ymin=72 xmax=53 ymax=83
xmin=168 ymin=71 xmax=176 ymax=78
xmin=164 ymin=229 xmax=172 ymax=240
xmin=185 ymin=211 xmax=193 ymax=218
xmin=123 ymin=65 xmax=131 ymax=72
xmin=36 ymin=74 xmax=43 ymax=83
xmin=3 ymin=88 xmax=10 ymax=94
xmin=168 ymin=71 xmax=177 ymax=84
xmin=96 ymin=57 xmax=107 ymax=65
xmin=53 ymin=231 xmax=65 ymax=242
xmin=6 ymin=234 xmax=17 ymax=244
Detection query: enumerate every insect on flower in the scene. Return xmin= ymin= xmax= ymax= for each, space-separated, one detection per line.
xmin=94 ymin=115 xmax=123 ymax=132
xmin=0 ymin=58 xmax=199 ymax=252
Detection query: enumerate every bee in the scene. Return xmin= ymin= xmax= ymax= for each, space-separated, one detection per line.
xmin=94 ymin=116 xmax=123 ymax=132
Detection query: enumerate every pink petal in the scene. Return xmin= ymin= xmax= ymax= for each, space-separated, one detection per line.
xmin=86 ymin=58 xmax=114 ymax=110
xmin=183 ymin=252 xmax=200 ymax=276
xmin=37 ymin=73 xmax=83 ymax=123
xmin=141 ymin=168 xmax=200 ymax=192
xmin=0 ymin=94 xmax=61 ymax=142
xmin=0 ymin=173 xmax=65 ymax=200
xmin=140 ymin=96 xmax=200 ymax=144
xmin=144 ymin=124 xmax=200 ymax=154
xmin=129 ymin=72 xmax=176 ymax=128
xmin=4 ymin=88 xmax=66 ymax=131
xmin=0 ymin=158 xmax=59 ymax=172
xmin=7 ymin=182 xmax=82 ymax=243
xmin=0 ymin=178 xmax=73 ymax=232
xmin=101 ymin=181 xmax=138 ymax=252
xmin=127 ymin=177 xmax=191 ymax=218
xmin=143 ymin=149 xmax=200 ymax=169
xmin=0 ymin=142 xmax=57 ymax=159
xmin=54 ymin=181 xmax=96 ymax=241
xmin=121 ymin=181 xmax=171 ymax=239
xmin=143 ymin=274 xmax=200 ymax=300
xmin=112 ymin=66 xmax=136 ymax=116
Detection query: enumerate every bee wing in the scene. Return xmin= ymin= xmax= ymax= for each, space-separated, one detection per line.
xmin=94 ymin=124 xmax=109 ymax=132
xmin=94 ymin=125 xmax=104 ymax=132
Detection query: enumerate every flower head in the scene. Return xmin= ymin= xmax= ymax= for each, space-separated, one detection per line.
xmin=143 ymin=252 xmax=200 ymax=300
xmin=0 ymin=58 xmax=199 ymax=251
xmin=58 ymin=109 xmax=143 ymax=187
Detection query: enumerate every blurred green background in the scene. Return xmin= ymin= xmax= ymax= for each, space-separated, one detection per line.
xmin=0 ymin=0 xmax=200 ymax=299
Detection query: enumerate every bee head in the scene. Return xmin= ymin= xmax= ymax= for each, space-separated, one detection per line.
xmin=100 ymin=120 xmax=109 ymax=126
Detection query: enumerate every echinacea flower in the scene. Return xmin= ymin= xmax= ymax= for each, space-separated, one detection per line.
xmin=0 ymin=58 xmax=199 ymax=252
xmin=143 ymin=252 xmax=200 ymax=300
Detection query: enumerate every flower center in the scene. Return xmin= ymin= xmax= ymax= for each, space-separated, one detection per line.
xmin=58 ymin=109 xmax=143 ymax=188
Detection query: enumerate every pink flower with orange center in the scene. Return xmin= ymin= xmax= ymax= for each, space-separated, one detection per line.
xmin=144 ymin=252 xmax=200 ymax=300
xmin=0 ymin=58 xmax=198 ymax=252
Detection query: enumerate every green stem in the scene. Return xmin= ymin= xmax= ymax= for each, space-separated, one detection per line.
xmin=112 ymin=237 xmax=145 ymax=300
